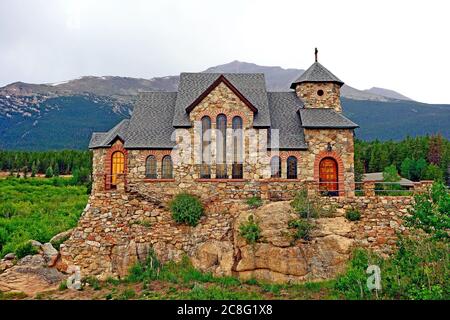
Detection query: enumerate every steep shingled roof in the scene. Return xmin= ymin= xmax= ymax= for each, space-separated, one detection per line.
xmin=124 ymin=92 xmax=177 ymax=148
xmin=299 ymin=108 xmax=358 ymax=129
xmin=267 ymin=92 xmax=307 ymax=149
xmin=172 ymin=73 xmax=271 ymax=127
xmin=290 ymin=62 xmax=344 ymax=89
xmin=89 ymin=119 xmax=130 ymax=148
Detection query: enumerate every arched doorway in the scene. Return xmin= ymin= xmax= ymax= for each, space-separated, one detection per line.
xmin=111 ymin=151 xmax=125 ymax=186
xmin=319 ymin=157 xmax=338 ymax=196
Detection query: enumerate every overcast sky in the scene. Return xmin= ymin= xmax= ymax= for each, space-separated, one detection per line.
xmin=1 ymin=0 xmax=449 ymax=103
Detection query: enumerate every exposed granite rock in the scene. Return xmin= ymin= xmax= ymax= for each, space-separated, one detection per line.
xmin=0 ymin=255 xmax=65 ymax=296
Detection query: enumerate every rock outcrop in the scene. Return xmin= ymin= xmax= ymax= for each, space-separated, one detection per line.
xmin=0 ymin=255 xmax=66 ymax=296
xmin=192 ymin=201 xmax=355 ymax=283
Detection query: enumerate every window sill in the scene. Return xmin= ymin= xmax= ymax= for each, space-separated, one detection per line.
xmin=143 ymin=178 xmax=175 ymax=183
xmin=195 ymin=178 xmax=248 ymax=182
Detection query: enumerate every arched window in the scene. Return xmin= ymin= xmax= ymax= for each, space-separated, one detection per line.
xmin=200 ymin=116 xmax=211 ymax=178
xmin=232 ymin=116 xmax=243 ymax=179
xmin=111 ymin=151 xmax=125 ymax=186
xmin=216 ymin=114 xmax=227 ymax=179
xmin=270 ymin=156 xmax=281 ymax=178
xmin=145 ymin=155 xmax=157 ymax=179
xmin=161 ymin=155 xmax=173 ymax=179
xmin=287 ymin=156 xmax=298 ymax=179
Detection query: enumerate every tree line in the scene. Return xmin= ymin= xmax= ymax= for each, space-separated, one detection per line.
xmin=355 ymin=134 xmax=450 ymax=184
xmin=0 ymin=150 xmax=92 ymax=177
xmin=0 ymin=134 xmax=449 ymax=185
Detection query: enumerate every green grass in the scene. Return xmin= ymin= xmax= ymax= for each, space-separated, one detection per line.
xmin=0 ymin=177 xmax=88 ymax=257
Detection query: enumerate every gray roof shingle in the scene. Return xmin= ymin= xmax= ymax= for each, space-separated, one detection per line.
xmin=124 ymin=92 xmax=177 ymax=148
xmin=89 ymin=119 xmax=130 ymax=148
xmin=290 ymin=62 xmax=344 ymax=89
xmin=89 ymin=72 xmax=358 ymax=150
xmin=267 ymin=92 xmax=308 ymax=149
xmin=299 ymin=108 xmax=359 ymax=129
xmin=173 ymin=73 xmax=271 ymax=127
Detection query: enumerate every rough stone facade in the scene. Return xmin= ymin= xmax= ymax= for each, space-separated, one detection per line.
xmin=91 ymin=81 xmax=355 ymax=203
xmin=295 ymin=82 xmax=342 ymax=112
xmin=73 ymin=64 xmax=364 ymax=283
xmin=61 ymin=189 xmax=414 ymax=283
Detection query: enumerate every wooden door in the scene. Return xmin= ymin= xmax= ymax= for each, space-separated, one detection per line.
xmin=111 ymin=151 xmax=125 ymax=186
xmin=319 ymin=158 xmax=338 ymax=194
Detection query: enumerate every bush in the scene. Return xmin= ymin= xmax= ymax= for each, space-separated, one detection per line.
xmin=246 ymin=196 xmax=263 ymax=209
xmin=406 ymin=182 xmax=450 ymax=240
xmin=335 ymin=237 xmax=449 ymax=300
xmin=15 ymin=241 xmax=38 ymax=259
xmin=169 ymin=193 xmax=204 ymax=226
xmin=291 ymin=188 xmax=334 ymax=218
xmin=288 ymin=219 xmax=314 ymax=241
xmin=83 ymin=276 xmax=101 ymax=290
xmin=345 ymin=209 xmax=361 ymax=221
xmin=239 ymin=215 xmax=261 ymax=244
xmin=0 ymin=203 xmax=17 ymax=219
xmin=71 ymin=167 xmax=91 ymax=185
xmin=127 ymin=249 xmax=161 ymax=283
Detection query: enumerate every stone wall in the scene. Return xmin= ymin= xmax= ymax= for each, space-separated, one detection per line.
xmin=294 ymin=82 xmax=342 ymax=112
xmin=60 ymin=187 xmax=414 ymax=283
xmin=92 ymin=79 xmax=355 ymax=203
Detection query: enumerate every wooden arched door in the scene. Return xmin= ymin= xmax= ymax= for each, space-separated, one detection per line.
xmin=319 ymin=157 xmax=338 ymax=195
xmin=111 ymin=151 xmax=125 ymax=186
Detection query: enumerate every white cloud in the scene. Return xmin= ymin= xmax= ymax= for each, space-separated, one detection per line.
xmin=0 ymin=0 xmax=449 ymax=103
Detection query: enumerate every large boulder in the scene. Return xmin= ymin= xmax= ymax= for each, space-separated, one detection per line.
xmin=191 ymin=240 xmax=234 ymax=276
xmin=233 ymin=201 xmax=355 ymax=283
xmin=0 ymin=255 xmax=66 ymax=296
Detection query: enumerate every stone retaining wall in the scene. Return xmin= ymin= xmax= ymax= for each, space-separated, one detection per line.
xmin=60 ymin=188 xmax=415 ymax=282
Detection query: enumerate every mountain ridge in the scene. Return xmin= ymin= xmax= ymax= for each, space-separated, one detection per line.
xmin=0 ymin=60 xmax=448 ymax=150
xmin=0 ymin=60 xmax=413 ymax=102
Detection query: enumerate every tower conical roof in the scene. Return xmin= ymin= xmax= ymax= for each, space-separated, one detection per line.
xmin=290 ymin=62 xmax=344 ymax=89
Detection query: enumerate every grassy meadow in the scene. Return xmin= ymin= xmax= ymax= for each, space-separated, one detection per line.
xmin=0 ymin=177 xmax=88 ymax=257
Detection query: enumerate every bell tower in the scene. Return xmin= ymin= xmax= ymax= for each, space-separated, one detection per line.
xmin=290 ymin=48 xmax=344 ymax=113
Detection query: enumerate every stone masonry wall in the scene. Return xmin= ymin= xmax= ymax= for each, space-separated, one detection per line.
xmin=92 ymin=80 xmax=355 ymax=203
xmin=61 ymin=189 xmax=414 ymax=282
xmin=295 ymin=82 xmax=342 ymax=112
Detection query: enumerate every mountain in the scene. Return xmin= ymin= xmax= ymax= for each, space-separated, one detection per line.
xmin=364 ymin=87 xmax=413 ymax=101
xmin=0 ymin=61 xmax=448 ymax=150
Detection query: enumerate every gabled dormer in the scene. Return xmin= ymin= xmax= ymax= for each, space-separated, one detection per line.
xmin=290 ymin=49 xmax=344 ymax=113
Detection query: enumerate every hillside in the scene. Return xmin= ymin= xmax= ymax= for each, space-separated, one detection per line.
xmin=0 ymin=61 xmax=448 ymax=150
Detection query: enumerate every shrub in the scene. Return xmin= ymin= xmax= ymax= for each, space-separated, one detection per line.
xmin=169 ymin=193 xmax=204 ymax=226
xmin=291 ymin=188 xmax=334 ymax=218
xmin=406 ymin=182 xmax=450 ymax=241
xmin=239 ymin=215 xmax=261 ymax=244
xmin=83 ymin=276 xmax=101 ymax=290
xmin=15 ymin=241 xmax=38 ymax=259
xmin=246 ymin=196 xmax=263 ymax=209
xmin=346 ymin=209 xmax=361 ymax=221
xmin=117 ymin=289 xmax=136 ymax=300
xmin=0 ymin=227 xmax=8 ymax=252
xmin=288 ymin=219 xmax=314 ymax=241
xmin=0 ymin=203 xmax=17 ymax=219
xmin=335 ymin=237 xmax=449 ymax=300
xmin=71 ymin=167 xmax=91 ymax=185
xmin=127 ymin=249 xmax=161 ymax=283
xmin=59 ymin=281 xmax=68 ymax=291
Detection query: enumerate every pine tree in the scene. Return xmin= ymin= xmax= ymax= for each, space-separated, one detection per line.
xmin=427 ymin=134 xmax=443 ymax=165
xmin=54 ymin=164 xmax=60 ymax=177
xmin=45 ymin=166 xmax=54 ymax=178
xmin=401 ymin=158 xmax=414 ymax=180
xmin=31 ymin=162 xmax=37 ymax=177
